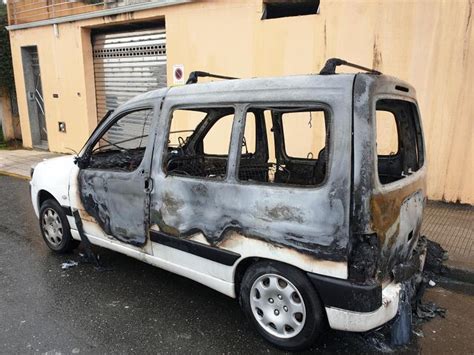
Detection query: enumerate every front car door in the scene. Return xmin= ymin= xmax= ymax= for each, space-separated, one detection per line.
xmin=69 ymin=99 xmax=159 ymax=252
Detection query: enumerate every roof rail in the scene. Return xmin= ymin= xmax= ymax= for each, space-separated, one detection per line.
xmin=319 ymin=58 xmax=382 ymax=75
xmin=186 ymin=71 xmax=239 ymax=84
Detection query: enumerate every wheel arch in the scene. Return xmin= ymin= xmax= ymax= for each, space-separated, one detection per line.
xmin=234 ymin=257 xmax=260 ymax=298
xmin=233 ymin=257 xmax=324 ymax=302
xmin=37 ymin=190 xmax=59 ymax=211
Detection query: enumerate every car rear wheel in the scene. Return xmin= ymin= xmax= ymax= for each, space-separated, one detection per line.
xmin=39 ymin=199 xmax=78 ymax=253
xmin=239 ymin=261 xmax=324 ymax=351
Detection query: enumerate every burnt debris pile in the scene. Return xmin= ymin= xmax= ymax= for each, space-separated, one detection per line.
xmin=412 ymin=239 xmax=448 ymax=322
xmin=361 ymin=237 xmax=448 ymax=351
xmin=424 ymin=239 xmax=449 ymax=276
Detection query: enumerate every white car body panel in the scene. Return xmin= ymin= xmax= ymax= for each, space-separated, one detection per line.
xmin=325 ymin=283 xmax=401 ymax=332
xmin=30 ymin=155 xmax=75 ymax=216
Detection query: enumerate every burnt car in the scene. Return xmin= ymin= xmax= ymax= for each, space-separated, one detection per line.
xmin=30 ymin=59 xmax=427 ymax=350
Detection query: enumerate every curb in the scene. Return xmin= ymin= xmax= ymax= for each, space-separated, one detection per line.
xmin=445 ymin=261 xmax=474 ymax=284
xmin=0 ymin=170 xmax=30 ymax=181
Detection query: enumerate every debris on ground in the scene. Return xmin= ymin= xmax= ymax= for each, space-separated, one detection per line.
xmin=357 ymin=325 xmax=395 ymax=353
xmin=390 ymin=284 xmax=413 ymax=346
xmin=411 ymin=238 xmax=448 ymax=323
xmin=61 ymin=260 xmax=79 ymax=270
xmin=413 ymin=329 xmax=424 ymax=338
xmin=424 ymin=239 xmax=449 ymax=276
xmin=358 ymin=237 xmax=449 ymax=352
xmin=415 ymin=301 xmax=447 ymax=320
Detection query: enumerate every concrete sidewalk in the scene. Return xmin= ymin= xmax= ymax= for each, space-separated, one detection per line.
xmin=422 ymin=201 xmax=474 ymax=276
xmin=0 ymin=149 xmax=472 ymax=276
xmin=0 ymin=149 xmax=63 ymax=179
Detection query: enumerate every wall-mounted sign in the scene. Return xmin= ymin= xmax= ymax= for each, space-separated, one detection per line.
xmin=173 ymin=64 xmax=185 ymax=85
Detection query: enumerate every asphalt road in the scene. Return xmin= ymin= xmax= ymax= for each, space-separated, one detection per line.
xmin=0 ymin=174 xmax=473 ymax=354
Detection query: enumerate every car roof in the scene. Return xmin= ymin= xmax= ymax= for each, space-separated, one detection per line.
xmin=125 ymin=73 xmax=355 ymax=104
xmin=123 ymin=72 xmax=414 ymax=107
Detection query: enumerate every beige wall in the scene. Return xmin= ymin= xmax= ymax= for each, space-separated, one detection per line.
xmin=8 ymin=0 xmax=474 ymax=203
xmin=9 ymin=22 xmax=96 ymax=153
xmin=0 ymin=90 xmax=21 ymax=140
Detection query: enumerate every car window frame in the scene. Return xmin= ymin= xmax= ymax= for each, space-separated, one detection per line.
xmin=80 ymin=104 xmax=156 ymax=172
xmin=372 ymin=95 xmax=425 ymax=188
xmin=279 ymin=108 xmax=330 ymax=161
xmin=161 ymin=104 xmax=238 ymax=182
xmin=235 ymin=102 xmax=333 ymax=190
xmin=374 ymin=107 xmax=400 ymax=157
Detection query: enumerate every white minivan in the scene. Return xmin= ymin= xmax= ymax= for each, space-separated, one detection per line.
xmin=31 ymin=60 xmax=427 ymax=350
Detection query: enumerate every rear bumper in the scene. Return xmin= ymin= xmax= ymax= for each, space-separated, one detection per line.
xmin=324 ymin=282 xmax=400 ymax=332
xmin=307 ymin=236 xmax=427 ymax=332
xmin=307 ymin=273 xmax=399 ymax=332
xmin=307 ymin=272 xmax=399 ymax=332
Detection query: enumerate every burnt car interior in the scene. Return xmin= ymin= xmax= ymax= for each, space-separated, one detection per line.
xmin=376 ymin=99 xmax=424 ymax=184
xmin=164 ymin=107 xmax=329 ymax=186
xmin=85 ymin=108 xmax=153 ymax=171
xmin=80 ymin=93 xmax=421 ymax=188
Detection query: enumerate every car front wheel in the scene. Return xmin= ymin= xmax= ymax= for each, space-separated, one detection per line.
xmin=39 ymin=199 xmax=78 ymax=253
xmin=239 ymin=261 xmax=325 ymax=351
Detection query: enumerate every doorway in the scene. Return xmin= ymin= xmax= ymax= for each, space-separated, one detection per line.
xmin=21 ymin=46 xmax=48 ymax=150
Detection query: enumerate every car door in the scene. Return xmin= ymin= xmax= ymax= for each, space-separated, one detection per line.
xmin=149 ymin=103 xmax=239 ymax=240
xmin=70 ymin=101 xmax=158 ymax=251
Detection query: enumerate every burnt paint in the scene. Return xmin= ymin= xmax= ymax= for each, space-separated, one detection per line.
xmin=78 ymin=168 xmax=149 ymax=247
xmin=351 ymin=74 xmax=427 ymax=283
xmin=146 ymin=76 xmax=355 ymax=266
xmin=76 ymin=73 xmax=426 ymax=286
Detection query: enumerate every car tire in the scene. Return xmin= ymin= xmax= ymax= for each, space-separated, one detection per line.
xmin=239 ymin=261 xmax=324 ymax=351
xmin=39 ymin=199 xmax=79 ymax=253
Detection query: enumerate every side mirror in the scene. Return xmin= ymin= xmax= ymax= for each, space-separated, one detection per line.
xmin=74 ymin=155 xmax=89 ymax=169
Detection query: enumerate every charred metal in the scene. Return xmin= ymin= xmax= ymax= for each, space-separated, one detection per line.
xmin=28 ymin=61 xmax=440 ymax=350
xmin=75 ymin=69 xmax=427 ymax=293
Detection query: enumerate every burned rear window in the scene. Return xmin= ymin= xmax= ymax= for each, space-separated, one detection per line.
xmin=376 ymin=99 xmax=424 ymax=184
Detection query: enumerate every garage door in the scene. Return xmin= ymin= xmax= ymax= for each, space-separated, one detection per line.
xmin=92 ymin=28 xmax=167 ymax=121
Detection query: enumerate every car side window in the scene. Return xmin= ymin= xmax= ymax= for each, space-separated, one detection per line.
xmin=163 ymin=107 xmax=235 ymax=180
xmin=203 ymin=114 xmax=234 ymax=155
xmin=376 ymin=99 xmax=424 ymax=184
xmin=86 ymin=108 xmax=153 ymax=172
xmin=238 ymin=107 xmax=329 ymax=187
xmin=376 ymin=110 xmax=398 ymax=156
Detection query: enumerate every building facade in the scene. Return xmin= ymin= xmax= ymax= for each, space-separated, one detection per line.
xmin=6 ymin=0 xmax=474 ymax=203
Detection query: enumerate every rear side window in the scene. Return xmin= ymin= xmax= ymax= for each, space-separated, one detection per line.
xmin=282 ymin=110 xmax=326 ymax=159
xmin=376 ymin=99 xmax=424 ymax=184
xmin=238 ymin=107 xmax=329 ymax=187
xmin=376 ymin=110 xmax=398 ymax=156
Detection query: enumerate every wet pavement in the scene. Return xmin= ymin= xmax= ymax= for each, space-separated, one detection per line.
xmin=1 ymin=175 xmax=473 ymax=354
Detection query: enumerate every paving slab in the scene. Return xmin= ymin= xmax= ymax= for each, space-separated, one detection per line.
xmin=0 ymin=149 xmax=64 ymax=178
xmin=422 ymin=201 xmax=474 ymax=280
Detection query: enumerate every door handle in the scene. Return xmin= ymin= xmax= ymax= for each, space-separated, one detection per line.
xmin=144 ymin=178 xmax=154 ymax=193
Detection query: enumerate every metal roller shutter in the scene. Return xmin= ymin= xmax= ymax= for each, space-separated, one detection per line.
xmin=92 ymin=28 xmax=167 ymax=121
